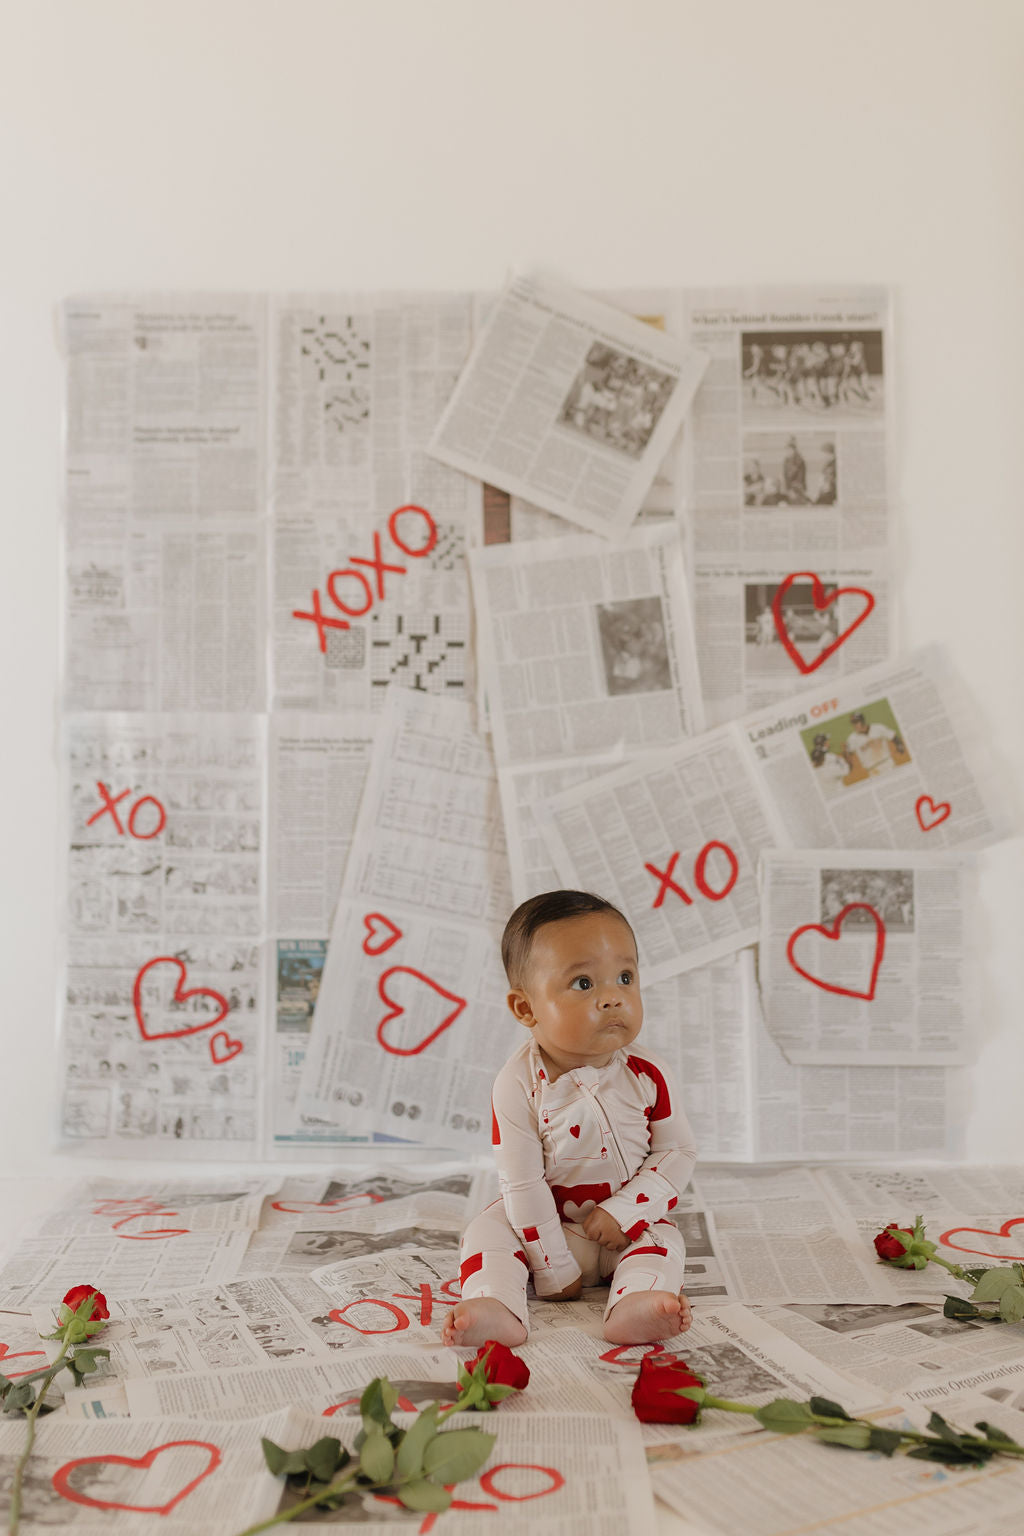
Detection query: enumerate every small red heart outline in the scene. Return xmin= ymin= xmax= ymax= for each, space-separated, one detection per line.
xmin=772 ymin=572 xmax=875 ymax=674
xmin=376 ymin=966 xmax=467 ymax=1057
xmin=362 ymin=911 xmax=403 ymax=956
xmin=52 ymin=1440 xmax=222 ymax=1515
xmin=569 ymin=1125 xmax=581 ymax=1139
xmin=209 ymin=1030 xmax=243 ymax=1065
xmin=271 ymin=1192 xmax=385 ymax=1214
xmin=916 ymin=794 xmax=952 ymax=832
xmin=132 ymin=958 xmax=229 ymax=1042
xmin=939 ymin=1218 xmax=1024 ymax=1261
xmin=786 ymin=902 xmax=886 ymax=1000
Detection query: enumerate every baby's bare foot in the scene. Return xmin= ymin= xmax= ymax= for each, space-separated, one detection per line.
xmin=603 ymin=1289 xmax=692 ymax=1344
xmin=441 ymin=1297 xmax=527 ymax=1348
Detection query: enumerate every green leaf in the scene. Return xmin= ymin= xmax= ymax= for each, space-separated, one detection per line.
xmin=908 ymin=1441 xmax=991 ymax=1466
xmin=422 ymin=1427 xmax=496 ymax=1484
xmin=961 ymin=1266 xmax=991 ymax=1285
xmin=2 ymin=1384 xmax=34 ymax=1415
xmin=867 ymin=1427 xmax=904 ymax=1457
xmin=999 ymin=1285 xmax=1024 ymax=1324
xmin=395 ymin=1404 xmax=440 ymax=1481
xmin=69 ymin=1347 xmax=109 ymax=1377
xmin=359 ymin=1425 xmax=395 ymax=1484
xmin=304 ymin=1437 xmax=345 ymax=1483
xmin=975 ymin=1421 xmax=1024 ymax=1450
xmin=970 ymin=1268 xmax=1019 ymax=1304
xmin=943 ymin=1295 xmax=980 ymax=1321
xmin=259 ymin=1439 xmax=310 ymax=1478
xmin=926 ymin=1412 xmax=962 ymax=1446
xmin=360 ymin=1376 xmax=398 ymax=1431
xmin=397 ymin=1479 xmax=454 ymax=1513
xmin=814 ymin=1423 xmax=873 ymax=1450
xmin=754 ymin=1399 xmax=818 ymax=1434
xmin=808 ymin=1397 xmax=852 ymax=1421
xmin=482 ymin=1383 xmax=518 ymax=1402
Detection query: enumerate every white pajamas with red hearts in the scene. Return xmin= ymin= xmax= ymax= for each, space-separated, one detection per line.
xmin=459 ymin=1039 xmax=697 ymax=1331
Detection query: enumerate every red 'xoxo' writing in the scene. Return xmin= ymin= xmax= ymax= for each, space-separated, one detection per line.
xmin=293 ymin=506 xmax=438 ymax=653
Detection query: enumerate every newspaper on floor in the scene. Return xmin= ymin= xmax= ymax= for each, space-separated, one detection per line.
xmin=236 ymin=1224 xmax=459 ymax=1282
xmin=757 ymin=848 xmax=979 ymax=1066
xmin=298 ymin=897 xmax=512 ymax=1148
xmin=310 ymin=1245 xmax=461 ymax=1343
xmin=271 ymin=291 xmax=481 ymax=712
xmin=0 ymin=1229 xmax=251 ymax=1311
xmin=684 ymin=285 xmax=892 ymax=563
xmin=430 ymin=273 xmax=707 ymax=541
xmin=470 ymin=522 xmax=704 ymax=766
xmin=341 ymin=689 xmax=511 ymax=925
xmin=61 ymin=293 xmax=267 ymax=713
xmin=694 ymin=556 xmax=893 ymax=725
xmin=535 ymin=730 xmax=788 ymax=981
xmin=741 ymin=646 xmax=1015 ymax=851
xmin=650 ymin=1393 xmax=1024 ymax=1536
xmin=32 ymin=1178 xmax=276 ymax=1237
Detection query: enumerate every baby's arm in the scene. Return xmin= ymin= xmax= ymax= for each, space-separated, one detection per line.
xmin=492 ymin=1059 xmax=582 ymax=1298
xmin=596 ymin=1050 xmax=698 ymax=1242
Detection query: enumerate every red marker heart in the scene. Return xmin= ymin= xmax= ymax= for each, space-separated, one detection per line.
xmin=271 ymin=1192 xmax=384 ymax=1214
xmin=786 ymin=903 xmax=886 ymax=1000
xmin=569 ymin=1125 xmax=580 ymax=1139
xmin=916 ymin=795 xmax=952 ymax=832
xmin=133 ymin=958 xmax=229 ymax=1042
xmin=939 ymin=1218 xmax=1024 ymax=1261
xmin=362 ymin=911 xmax=403 ymax=956
xmin=376 ymin=966 xmax=467 ymax=1057
xmin=52 ymin=1441 xmax=222 ymax=1515
xmin=208 ymin=1030 xmax=243 ymax=1065
xmin=772 ymin=572 xmax=875 ymax=674
xmin=0 ymin=1342 xmax=47 ymax=1378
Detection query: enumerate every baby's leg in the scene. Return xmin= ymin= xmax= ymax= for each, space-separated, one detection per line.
xmin=442 ymin=1200 xmax=528 ymax=1348
xmin=603 ymin=1220 xmax=691 ymax=1344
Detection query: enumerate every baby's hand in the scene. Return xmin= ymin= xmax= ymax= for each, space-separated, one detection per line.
xmin=583 ymin=1208 xmax=628 ymax=1251
xmin=544 ymin=1275 xmax=583 ymax=1302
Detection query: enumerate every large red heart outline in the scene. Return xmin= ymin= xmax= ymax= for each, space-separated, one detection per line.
xmin=772 ymin=572 xmax=875 ymax=674
xmin=132 ymin=958 xmax=229 ymax=1042
xmin=939 ymin=1218 xmax=1024 ymax=1261
xmin=362 ymin=911 xmax=403 ymax=956
xmin=786 ymin=903 xmax=886 ymax=1000
xmin=916 ymin=794 xmax=952 ymax=832
xmin=376 ymin=966 xmax=467 ymax=1057
xmin=271 ymin=1192 xmax=385 ymax=1214
xmin=52 ymin=1440 xmax=222 ymax=1515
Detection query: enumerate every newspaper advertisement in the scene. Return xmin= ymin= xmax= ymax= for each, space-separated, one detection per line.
xmin=269 ymin=712 xmax=376 ymax=936
xmin=430 ymin=273 xmax=708 ymax=541
xmin=694 ymin=557 xmax=892 ymax=725
xmin=740 ymin=646 xmax=1014 ymax=851
xmin=62 ymin=294 xmax=267 ymax=713
xmin=535 ymin=731 xmax=788 ymax=981
xmin=0 ymin=1229 xmax=251 ymax=1310
xmin=341 ymin=689 xmax=512 ymax=925
xmin=298 ymin=897 xmax=512 ymax=1148
xmin=684 ymin=285 xmax=892 ymax=561
xmin=470 ymin=522 xmax=704 ymax=765
xmin=758 ymin=848 xmax=978 ymax=1066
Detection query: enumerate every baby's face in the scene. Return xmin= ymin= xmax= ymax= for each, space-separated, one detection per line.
xmin=509 ymin=911 xmax=642 ymax=1077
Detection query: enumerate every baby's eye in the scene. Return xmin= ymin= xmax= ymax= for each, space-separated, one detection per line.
xmin=569 ymin=976 xmax=593 ymax=992
xmin=618 ymin=971 xmax=634 ymax=985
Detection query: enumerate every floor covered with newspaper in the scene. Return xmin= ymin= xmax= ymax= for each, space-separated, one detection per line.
xmin=4 ymin=1163 xmax=1024 ymax=1535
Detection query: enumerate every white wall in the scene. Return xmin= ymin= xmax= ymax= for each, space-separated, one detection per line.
xmin=2 ymin=0 xmax=1022 ymax=1175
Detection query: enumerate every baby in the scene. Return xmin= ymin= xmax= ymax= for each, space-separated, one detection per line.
xmin=442 ymin=889 xmax=697 ymax=1348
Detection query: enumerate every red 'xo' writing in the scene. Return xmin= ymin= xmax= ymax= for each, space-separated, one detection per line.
xmin=87 ymin=781 xmax=167 ymax=840
xmin=645 ymin=840 xmax=740 ymax=909
xmin=293 ymin=505 xmax=438 ymax=653
xmin=375 ymin=1461 xmax=566 ymax=1534
xmin=325 ymin=1278 xmax=462 ymax=1336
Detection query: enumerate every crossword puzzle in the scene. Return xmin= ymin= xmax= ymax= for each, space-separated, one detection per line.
xmin=299 ymin=314 xmax=371 ymax=431
xmin=370 ymin=610 xmax=468 ymax=695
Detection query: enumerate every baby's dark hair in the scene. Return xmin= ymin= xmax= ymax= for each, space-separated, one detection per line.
xmin=501 ymin=890 xmax=635 ymax=988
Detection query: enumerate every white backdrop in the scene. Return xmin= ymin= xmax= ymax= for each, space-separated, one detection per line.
xmin=2 ymin=0 xmax=1022 ymax=1177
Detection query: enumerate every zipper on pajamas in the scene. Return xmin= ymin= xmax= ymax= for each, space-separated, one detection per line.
xmin=580 ymin=1081 xmax=631 ymax=1184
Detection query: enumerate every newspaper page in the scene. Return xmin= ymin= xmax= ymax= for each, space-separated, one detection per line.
xmin=535 ymin=731 xmax=788 ymax=981
xmin=341 ymin=689 xmax=512 ymax=925
xmin=758 ymin=848 xmax=979 ymax=1066
xmin=694 ymin=556 xmax=893 ymax=725
xmin=236 ymin=1224 xmax=459 ymax=1281
xmin=271 ymin=291 xmax=481 ymax=712
xmin=498 ymin=751 xmax=625 ymax=904
xmin=430 ymin=273 xmax=708 ymax=541
xmin=31 ymin=1178 xmax=275 ymax=1238
xmin=0 ymin=1229 xmax=251 ymax=1309
xmin=62 ymin=293 xmax=267 ymax=712
xmin=739 ymin=647 xmax=1015 ymax=851
xmin=470 ymin=522 xmax=704 ymax=765
xmin=269 ymin=712 xmax=376 ymax=935
xmin=684 ymin=285 xmax=892 ymax=561
xmin=298 ymin=897 xmax=512 ymax=1149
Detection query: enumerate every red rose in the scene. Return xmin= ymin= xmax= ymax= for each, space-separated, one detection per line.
xmin=631 ymin=1354 xmax=704 ymax=1424
xmin=873 ymin=1225 xmax=914 ymax=1263
xmin=471 ymin=1340 xmax=530 ymax=1391
xmin=61 ymin=1285 xmax=110 ymax=1322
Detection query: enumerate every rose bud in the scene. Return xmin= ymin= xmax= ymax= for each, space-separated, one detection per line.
xmin=61 ymin=1285 xmax=110 ymax=1323
xmin=873 ymin=1225 xmax=915 ymax=1264
xmin=631 ymin=1354 xmax=705 ymax=1424
xmin=471 ymin=1340 xmax=530 ymax=1391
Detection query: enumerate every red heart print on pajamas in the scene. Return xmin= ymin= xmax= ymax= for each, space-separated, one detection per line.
xmin=786 ymin=903 xmax=886 ymax=1000
xmin=915 ymin=795 xmax=952 ymax=831
xmin=375 ymin=966 xmax=467 ymax=1056
xmin=771 ymin=571 xmax=875 ymax=674
xmin=362 ymin=911 xmax=403 ymax=956
xmin=208 ymin=1030 xmax=243 ymax=1064
xmin=52 ymin=1440 xmax=222 ymax=1515
xmin=939 ymin=1218 xmax=1024 ymax=1262
xmin=569 ymin=1125 xmax=580 ymax=1138
xmin=132 ymin=957 xmax=229 ymax=1042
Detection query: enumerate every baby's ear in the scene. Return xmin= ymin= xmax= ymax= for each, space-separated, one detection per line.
xmin=506 ymin=989 xmax=536 ymax=1027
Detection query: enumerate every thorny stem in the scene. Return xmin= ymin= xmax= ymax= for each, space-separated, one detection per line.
xmin=7 ymin=1341 xmax=70 ymax=1536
